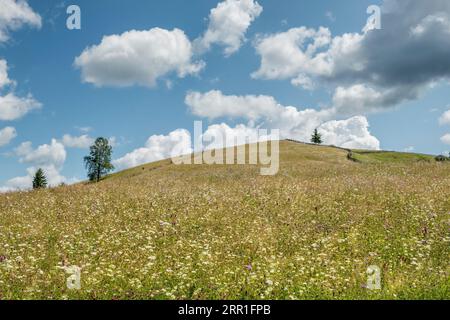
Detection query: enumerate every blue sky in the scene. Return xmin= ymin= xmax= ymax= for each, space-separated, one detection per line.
xmin=1 ymin=0 xmax=450 ymax=190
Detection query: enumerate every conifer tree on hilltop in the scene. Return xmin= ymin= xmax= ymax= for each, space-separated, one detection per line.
xmin=32 ymin=168 xmax=48 ymax=189
xmin=84 ymin=137 xmax=114 ymax=182
xmin=311 ymin=128 xmax=323 ymax=145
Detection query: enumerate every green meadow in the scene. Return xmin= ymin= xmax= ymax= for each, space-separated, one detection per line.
xmin=0 ymin=141 xmax=449 ymax=300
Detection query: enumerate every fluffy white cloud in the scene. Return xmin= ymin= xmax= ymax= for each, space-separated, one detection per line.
xmin=61 ymin=134 xmax=95 ymax=149
xmin=441 ymin=133 xmax=450 ymax=145
xmin=0 ymin=0 xmax=41 ymax=42
xmin=252 ymin=0 xmax=450 ymax=114
xmin=75 ymin=1 xmax=262 ymax=87
xmin=194 ymin=0 xmax=263 ymax=56
xmin=332 ymin=85 xmax=386 ymax=115
xmin=0 ymin=59 xmax=42 ymax=120
xmin=186 ymin=90 xmax=333 ymax=139
xmin=0 ymin=59 xmax=13 ymax=88
xmin=186 ymin=90 xmax=283 ymax=121
xmin=1 ymin=174 xmax=31 ymax=192
xmin=16 ymin=139 xmax=66 ymax=168
xmin=3 ymin=165 xmax=67 ymax=191
xmin=1 ymin=139 xmax=70 ymax=192
xmin=291 ymin=74 xmax=315 ymax=91
xmin=185 ymin=90 xmax=379 ymax=149
xmin=251 ymin=26 xmax=333 ymax=80
xmin=61 ymin=134 xmax=117 ymax=149
xmin=74 ymin=28 xmax=205 ymax=88
xmin=0 ymin=126 xmax=16 ymax=146
xmin=318 ymin=116 xmax=380 ymax=150
xmin=113 ymin=129 xmax=192 ymax=170
xmin=201 ymin=122 xmax=277 ymax=151
xmin=113 ymin=123 xmax=279 ymax=171
xmin=0 ymin=92 xmax=41 ymax=120
xmin=439 ymin=109 xmax=450 ymax=126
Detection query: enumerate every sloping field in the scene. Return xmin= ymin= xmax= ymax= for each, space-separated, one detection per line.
xmin=0 ymin=141 xmax=449 ymax=299
xmin=351 ymin=150 xmax=435 ymax=163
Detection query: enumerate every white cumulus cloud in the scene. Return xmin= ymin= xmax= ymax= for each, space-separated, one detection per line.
xmin=251 ymin=26 xmax=333 ymax=81
xmin=318 ymin=116 xmax=380 ymax=150
xmin=74 ymin=28 xmax=205 ymax=88
xmin=16 ymin=139 xmax=66 ymax=168
xmin=0 ymin=126 xmax=16 ymax=146
xmin=0 ymin=59 xmax=13 ymax=88
xmin=113 ymin=129 xmax=192 ymax=170
xmin=185 ymin=90 xmax=380 ymax=149
xmin=61 ymin=134 xmax=95 ymax=149
xmin=0 ymin=0 xmax=41 ymax=42
xmin=74 ymin=1 xmax=263 ymax=87
xmin=439 ymin=109 xmax=450 ymax=126
xmin=186 ymin=90 xmax=283 ymax=121
xmin=0 ymin=59 xmax=42 ymax=120
xmin=0 ymin=139 xmax=72 ymax=191
xmin=441 ymin=133 xmax=450 ymax=145
xmin=194 ymin=0 xmax=263 ymax=56
xmin=0 ymin=92 xmax=41 ymax=120
xmin=201 ymin=123 xmax=277 ymax=150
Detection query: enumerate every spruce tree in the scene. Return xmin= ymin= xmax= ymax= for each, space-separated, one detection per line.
xmin=84 ymin=137 xmax=114 ymax=182
xmin=311 ymin=128 xmax=323 ymax=145
xmin=32 ymin=168 xmax=48 ymax=189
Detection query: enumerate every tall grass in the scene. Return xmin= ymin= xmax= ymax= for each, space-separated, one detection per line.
xmin=0 ymin=142 xmax=449 ymax=299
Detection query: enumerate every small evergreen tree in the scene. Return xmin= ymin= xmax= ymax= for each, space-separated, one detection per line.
xmin=311 ymin=128 xmax=323 ymax=145
xmin=32 ymin=168 xmax=48 ymax=189
xmin=84 ymin=137 xmax=114 ymax=182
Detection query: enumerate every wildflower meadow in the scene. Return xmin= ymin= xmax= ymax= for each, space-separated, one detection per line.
xmin=0 ymin=141 xmax=449 ymax=300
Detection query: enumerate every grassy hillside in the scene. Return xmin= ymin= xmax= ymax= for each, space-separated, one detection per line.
xmin=0 ymin=141 xmax=449 ymax=300
xmin=350 ymin=150 xmax=435 ymax=164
